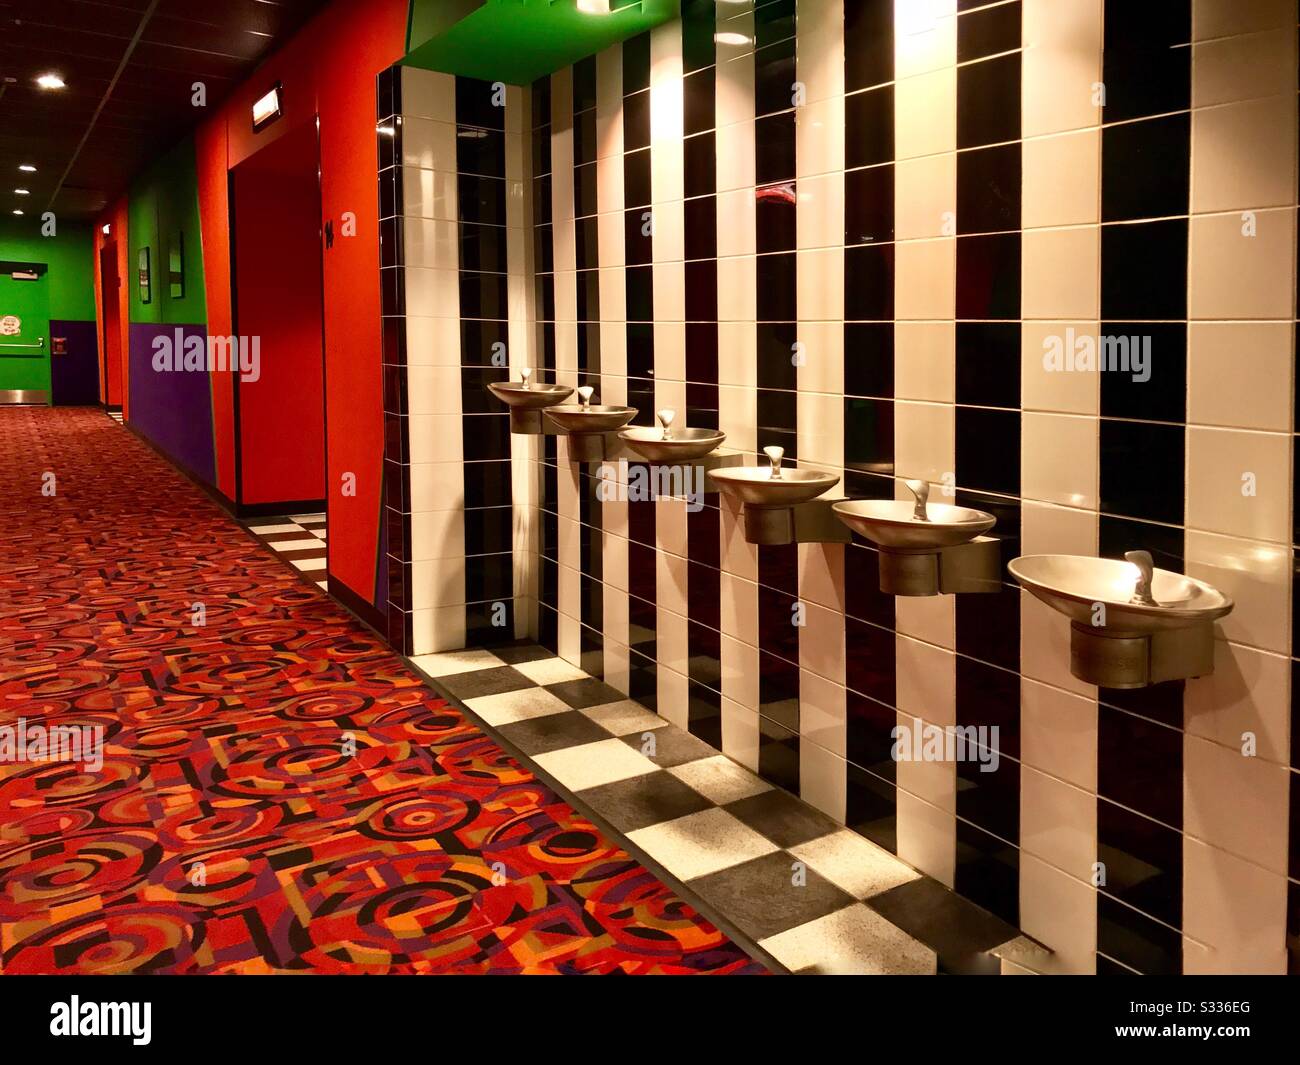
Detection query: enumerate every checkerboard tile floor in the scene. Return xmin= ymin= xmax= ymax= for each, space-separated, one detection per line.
xmin=106 ymin=410 xmax=124 ymax=424
xmin=243 ymin=513 xmax=327 ymax=590
xmin=409 ymin=642 xmax=1036 ymax=976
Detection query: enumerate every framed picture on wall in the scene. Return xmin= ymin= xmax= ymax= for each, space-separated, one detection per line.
xmin=138 ymin=247 xmax=151 ymax=305
xmin=168 ymin=231 xmax=184 ymax=299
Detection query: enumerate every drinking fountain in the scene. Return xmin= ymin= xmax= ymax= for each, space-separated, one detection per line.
xmin=708 ymin=446 xmax=844 ymax=546
xmin=1008 ymin=550 xmax=1234 ymax=687
xmin=619 ymin=408 xmax=726 ymax=462
xmin=486 ymin=367 xmax=574 ymax=433
xmin=833 ymin=479 xmax=1000 ymax=595
xmin=543 ymin=386 xmax=637 ymax=462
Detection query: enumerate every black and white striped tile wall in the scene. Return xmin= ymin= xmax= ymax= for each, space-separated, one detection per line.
xmin=384 ymin=0 xmax=1300 ymax=975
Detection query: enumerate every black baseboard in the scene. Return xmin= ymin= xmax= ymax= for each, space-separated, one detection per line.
xmin=236 ymin=498 xmax=326 ymax=518
xmin=330 ymin=575 xmax=387 ymax=634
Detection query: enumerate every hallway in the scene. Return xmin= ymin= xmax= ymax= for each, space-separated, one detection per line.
xmin=0 ymin=408 xmax=763 ymax=974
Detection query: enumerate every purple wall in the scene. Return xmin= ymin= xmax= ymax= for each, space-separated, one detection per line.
xmin=128 ymin=323 xmax=216 ymax=487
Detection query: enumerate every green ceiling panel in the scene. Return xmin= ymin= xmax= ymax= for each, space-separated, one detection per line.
xmin=405 ymin=0 xmax=679 ymax=85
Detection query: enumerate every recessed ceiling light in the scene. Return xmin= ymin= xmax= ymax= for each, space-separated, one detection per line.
xmin=18 ymin=164 xmax=36 ymax=173
xmin=35 ymin=73 xmax=66 ymax=90
xmin=14 ymin=188 xmax=30 ymax=195
xmin=12 ymin=209 xmax=23 ymax=215
xmin=576 ymin=0 xmax=610 ymax=13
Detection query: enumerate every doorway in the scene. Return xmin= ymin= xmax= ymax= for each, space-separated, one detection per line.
xmin=229 ymin=120 xmax=328 ymax=586
xmin=98 ymin=242 xmax=124 ymax=409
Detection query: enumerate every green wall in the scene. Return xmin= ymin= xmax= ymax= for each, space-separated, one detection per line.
xmin=128 ymin=137 xmax=208 ymax=326
xmin=0 ymin=217 xmax=96 ymax=393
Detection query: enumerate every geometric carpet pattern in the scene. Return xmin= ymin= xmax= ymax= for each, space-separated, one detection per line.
xmin=0 ymin=407 xmax=764 ymax=974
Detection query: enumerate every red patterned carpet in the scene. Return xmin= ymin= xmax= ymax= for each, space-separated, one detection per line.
xmin=0 ymin=408 xmax=763 ymax=974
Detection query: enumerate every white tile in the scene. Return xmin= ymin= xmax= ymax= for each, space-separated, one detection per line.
xmin=760 ymin=903 xmax=937 ymax=975
xmin=1193 ymin=0 xmax=1296 ymax=39
xmin=1185 ymin=640 xmax=1291 ymax=766
xmin=581 ymin=698 xmax=664 ymax=736
xmin=1184 ymin=529 xmax=1290 ymax=655
xmin=1021 ymin=412 xmax=1098 ymax=510
xmin=1021 ymin=322 xmax=1101 ymax=415
xmin=627 ymin=807 xmax=779 ymax=880
xmin=790 ymin=829 xmax=921 ymax=899
xmin=1022 ymin=226 xmax=1099 ymax=319
xmin=290 ymin=557 xmax=326 ymax=573
xmin=464 ymin=686 xmax=572 ymax=726
xmin=895 ymin=153 xmax=956 ymax=241
xmin=799 ymin=669 xmax=846 ymax=754
xmin=1020 ymin=499 xmax=1098 ymax=557
xmin=409 ymin=649 xmax=505 ymax=677
xmin=895 ymin=237 xmax=955 ymax=320
xmin=894 ymin=400 xmax=954 ymax=485
xmin=895 ymin=634 xmax=955 ymax=726
xmin=669 ymin=753 xmax=771 ymax=804
xmin=269 ymin=537 xmax=325 ymax=553
xmin=1020 ymin=765 xmax=1098 ymax=882
xmin=894 ymin=67 xmax=957 ymax=158
xmin=1019 ymin=852 xmax=1097 ymax=974
xmin=1187 ymin=321 xmax=1292 ymax=432
xmin=1022 ymin=0 xmax=1104 ymax=137
xmin=1183 ymin=733 xmax=1290 ymax=875
xmin=1191 ymin=96 xmax=1298 ymax=213
xmin=894 ymin=321 xmax=955 ymax=402
xmin=1022 ymin=128 xmax=1101 ymax=228
xmin=1185 ymin=426 xmax=1291 ymax=543
xmin=535 ymin=737 xmax=660 ymax=791
xmin=512 ymin=656 xmax=589 ymax=685
xmin=799 ymin=740 xmax=847 ymax=822
xmin=1183 ymin=836 xmax=1289 ymax=974
xmin=895 ymin=789 xmax=956 ymax=887
xmin=1188 ymin=207 xmax=1296 ymax=319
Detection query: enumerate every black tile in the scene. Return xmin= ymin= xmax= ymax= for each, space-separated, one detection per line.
xmin=845 ymin=243 xmax=895 ymax=320
xmin=756 ymin=181 xmax=798 ymax=252
xmin=845 ymin=164 xmax=894 ymax=244
xmin=490 ymin=642 xmax=554 ymax=665
xmin=844 ymin=0 xmax=894 ymax=91
xmin=623 ymin=147 xmax=652 ymax=207
xmin=573 ymin=160 xmax=597 ymax=217
xmin=683 ymin=66 xmax=716 ymax=135
xmin=456 ymin=125 xmax=506 ymax=177
xmin=955 ymin=654 xmax=1021 ymax=759
xmin=846 ymin=687 xmax=896 ymax=778
xmin=846 ymin=761 xmax=898 ymax=853
xmin=1100 ymin=219 xmax=1187 ymax=320
xmin=1102 ymin=113 xmax=1190 ymax=222
xmin=846 ymin=84 xmax=894 ymax=169
xmin=955 ymin=579 xmax=1019 ymax=673
xmin=684 ymin=130 xmax=716 ymax=198
xmin=755 ymin=111 xmax=796 ymax=184
xmin=755 ymin=37 xmax=797 ymax=117
xmin=688 ymin=851 xmax=854 ymax=942
xmin=686 ymin=321 xmax=719 ymax=383
xmin=461 ymin=414 xmax=511 ymax=461
xmin=684 ymin=195 xmax=717 ymax=261
xmin=756 ymin=252 xmax=797 ymax=321
xmin=957 ymin=143 xmax=1021 ymax=234
xmin=956 ymin=233 xmax=1021 ymax=319
xmin=1097 ymin=893 xmax=1182 ymax=975
xmin=723 ymin=788 xmax=842 ymax=848
xmin=685 ymin=260 xmax=718 ymax=322
xmin=844 ymin=322 xmax=894 ymax=396
xmin=844 ymin=397 xmax=894 ymax=476
xmin=1099 ymin=419 xmax=1184 ymax=524
xmin=625 ymin=264 xmax=654 ymax=321
xmin=572 ymin=55 xmax=597 ymax=115
xmin=544 ymin=677 xmax=624 ymax=709
xmin=458 ymin=221 xmax=508 ymax=273
xmin=956 ymin=406 xmax=1020 ymax=495
xmin=578 ymin=770 xmax=714 ymax=832
xmin=455 ymin=76 xmax=505 ymax=131
xmin=952 ymin=817 xmax=1020 ymax=932
xmin=458 ymin=271 xmax=508 ymax=320
xmin=457 ymin=175 xmax=506 ymax=225
xmin=624 ymin=206 xmax=653 ymax=266
xmin=1098 ymin=798 xmax=1183 ymax=928
xmin=1101 ymin=0 xmax=1191 ymax=123
xmin=623 ymin=89 xmax=650 ymax=151
xmin=496 ymin=709 xmax=613 ymax=755
xmin=958 ymin=0 xmax=1021 ymax=62
xmin=435 ymin=664 xmax=533 ymax=700
xmin=753 ymin=0 xmax=796 ymax=48
xmin=682 ymin=0 xmax=717 ymax=73
xmin=623 ymin=31 xmax=651 ymax=94
xmin=757 ymin=710 xmax=800 ymax=793
xmin=620 ymin=726 xmax=719 ymax=768
xmin=867 ymin=876 xmax=1018 ymax=971
xmin=955 ymin=322 xmax=1020 ymax=407
xmin=957 ymin=52 xmax=1020 ymax=148
xmin=1099 ymin=515 xmax=1184 ymax=577
xmin=1098 ymin=706 xmax=1183 ymax=826
xmin=1097 ymin=323 xmax=1186 ymax=422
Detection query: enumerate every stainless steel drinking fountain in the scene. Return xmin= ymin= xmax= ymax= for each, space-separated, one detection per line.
xmin=486 ymin=367 xmax=574 ymax=433
xmin=1008 ymin=551 xmax=1234 ymax=687
xmin=543 ymin=386 xmax=638 ymax=462
xmin=832 ymin=479 xmax=1001 ymax=595
xmin=708 ymin=446 xmax=846 ymax=546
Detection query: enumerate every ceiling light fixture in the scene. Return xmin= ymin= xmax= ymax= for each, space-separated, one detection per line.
xmin=576 ymin=0 xmax=611 ymax=13
xmin=251 ymin=84 xmax=283 ymax=132
xmin=18 ymin=165 xmax=36 ymax=173
xmin=35 ymin=73 xmax=66 ymax=90
xmin=12 ymin=209 xmax=23 ymax=216
xmin=14 ymin=188 xmax=30 ymax=195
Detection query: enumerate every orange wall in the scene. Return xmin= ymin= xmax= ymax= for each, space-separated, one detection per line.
xmin=97 ymin=0 xmax=407 ymax=607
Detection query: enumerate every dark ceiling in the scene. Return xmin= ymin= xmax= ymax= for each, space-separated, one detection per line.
xmin=0 ymin=0 xmax=329 ymax=221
